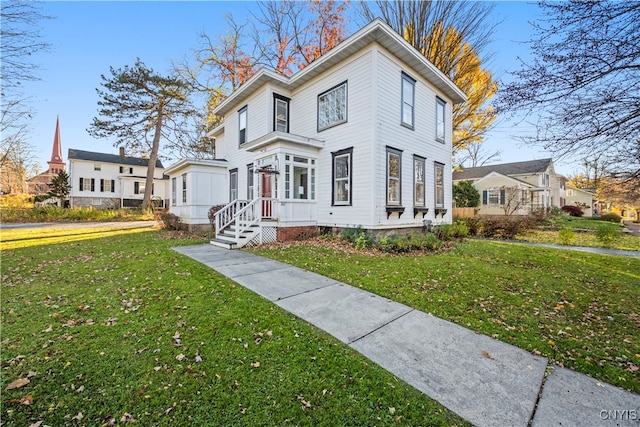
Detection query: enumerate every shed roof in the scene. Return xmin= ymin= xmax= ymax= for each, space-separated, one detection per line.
xmin=68 ymin=149 xmax=164 ymax=168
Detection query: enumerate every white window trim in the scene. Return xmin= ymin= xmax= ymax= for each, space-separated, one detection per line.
xmin=434 ymin=162 xmax=445 ymax=208
xmin=386 ymin=147 xmax=402 ymax=206
xmin=414 ymin=155 xmax=426 ymax=207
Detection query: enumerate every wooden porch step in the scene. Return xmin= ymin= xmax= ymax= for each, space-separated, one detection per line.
xmin=210 ymin=237 xmax=238 ymax=250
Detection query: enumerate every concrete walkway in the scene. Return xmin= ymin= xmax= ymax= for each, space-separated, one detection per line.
xmin=173 ymin=244 xmax=640 ymax=427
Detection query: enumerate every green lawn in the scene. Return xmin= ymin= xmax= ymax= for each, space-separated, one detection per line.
xmin=515 ymin=217 xmax=640 ymax=251
xmin=253 ymin=238 xmax=640 ymax=394
xmin=1 ymin=228 xmax=467 ymax=426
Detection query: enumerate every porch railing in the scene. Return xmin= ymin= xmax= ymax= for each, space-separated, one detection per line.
xmin=214 ymin=199 xmax=249 ymax=237
xmin=214 ymin=198 xmax=276 ymax=241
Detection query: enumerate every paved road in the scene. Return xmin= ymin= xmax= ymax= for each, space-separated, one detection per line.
xmin=624 ymin=220 xmax=640 ymax=237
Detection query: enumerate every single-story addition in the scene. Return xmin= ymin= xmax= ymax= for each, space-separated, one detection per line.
xmin=565 ymin=187 xmax=595 ymax=217
xmin=452 ymin=158 xmax=566 ymax=216
xmin=166 ymin=18 xmax=466 ymax=248
xmin=68 ymin=148 xmax=169 ymax=209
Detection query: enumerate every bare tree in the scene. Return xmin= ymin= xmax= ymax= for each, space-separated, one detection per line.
xmin=457 ymin=140 xmax=501 ymax=168
xmin=499 ymin=1 xmax=640 ymax=183
xmin=501 ymin=186 xmax=530 ymax=216
xmin=1 ymin=0 xmax=50 ymax=187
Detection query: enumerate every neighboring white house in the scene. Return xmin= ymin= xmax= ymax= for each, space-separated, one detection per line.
xmin=68 ymin=148 xmax=169 ymax=209
xmin=452 ymin=159 xmax=566 ymax=216
xmin=166 ymin=19 xmax=466 ymax=247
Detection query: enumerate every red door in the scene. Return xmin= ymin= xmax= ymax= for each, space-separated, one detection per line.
xmin=261 ymin=173 xmax=272 ymax=218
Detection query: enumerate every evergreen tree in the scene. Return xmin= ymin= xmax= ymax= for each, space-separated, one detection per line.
xmin=48 ymin=170 xmax=71 ymax=207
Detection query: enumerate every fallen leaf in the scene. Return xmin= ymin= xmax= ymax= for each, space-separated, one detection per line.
xmin=27 ymin=371 xmax=37 ymax=378
xmin=176 ymin=354 xmax=185 ymax=362
xmin=6 ymin=378 xmax=30 ymax=390
xmin=195 ymin=355 xmax=203 ymax=363
xmin=72 ymin=412 xmax=83 ymax=421
xmin=482 ymin=351 xmax=494 ymax=360
xmin=251 ymin=361 xmax=260 ymax=368
xmin=20 ymin=395 xmax=33 ymax=405
xmin=389 ymin=407 xmax=396 ymax=414
xmin=120 ymin=413 xmax=135 ymax=423
xmin=76 ymin=385 xmax=85 ymax=393
xmin=101 ymin=415 xmax=116 ymax=426
xmin=28 ymin=422 xmax=43 ymax=427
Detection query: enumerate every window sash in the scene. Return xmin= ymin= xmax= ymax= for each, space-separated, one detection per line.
xmin=275 ymin=98 xmax=288 ymax=132
xmin=434 ymin=163 xmax=445 ymax=207
xmin=436 ymin=98 xmax=446 ymax=142
xmin=182 ymin=174 xmax=187 ymax=203
xmin=229 ymin=170 xmax=238 ymax=201
xmin=238 ymin=106 xmax=247 ymax=145
xmin=414 ymin=157 xmax=425 ymax=206
xmin=284 ymin=155 xmax=315 ymax=200
xmin=333 ymin=151 xmax=351 ymax=205
xmin=247 ymin=164 xmax=254 ymax=199
xmin=401 ymin=74 xmax=415 ymax=128
xmin=171 ymin=178 xmax=177 ymax=206
xmin=387 ymin=150 xmax=401 ymax=205
xmin=318 ymin=82 xmax=347 ymax=131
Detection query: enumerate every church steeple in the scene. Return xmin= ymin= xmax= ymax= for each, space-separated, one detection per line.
xmin=47 ymin=116 xmax=66 ymax=174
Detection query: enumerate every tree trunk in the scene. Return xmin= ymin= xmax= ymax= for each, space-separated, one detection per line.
xmin=142 ymin=104 xmax=164 ymax=211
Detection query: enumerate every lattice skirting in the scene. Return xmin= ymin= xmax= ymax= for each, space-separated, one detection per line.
xmin=244 ymin=226 xmax=278 ymax=248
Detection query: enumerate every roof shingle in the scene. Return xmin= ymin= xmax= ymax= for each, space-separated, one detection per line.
xmin=68 ymin=149 xmax=164 ymax=168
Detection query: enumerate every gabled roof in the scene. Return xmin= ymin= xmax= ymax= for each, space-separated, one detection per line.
xmin=474 ymin=171 xmax=536 ymax=188
xmin=214 ymin=18 xmax=467 ymax=117
xmin=453 ymin=159 xmax=553 ymax=181
xmin=68 ymin=149 xmax=164 ymax=168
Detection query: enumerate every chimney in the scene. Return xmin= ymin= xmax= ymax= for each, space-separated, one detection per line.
xmin=119 ymin=147 xmax=125 ymax=157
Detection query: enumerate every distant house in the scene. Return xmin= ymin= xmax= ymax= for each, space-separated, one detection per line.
xmin=452 ymin=159 xmax=566 ymax=216
xmin=68 ymin=148 xmax=168 ymax=209
xmin=166 ymin=19 xmax=466 ymax=247
xmin=26 ymin=116 xmax=66 ymax=195
xmin=564 ymin=186 xmax=595 ymax=217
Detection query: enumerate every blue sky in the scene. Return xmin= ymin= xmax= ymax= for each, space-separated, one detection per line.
xmin=23 ymin=1 xmax=575 ymax=176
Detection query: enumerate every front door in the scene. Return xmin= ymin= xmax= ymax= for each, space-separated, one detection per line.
xmin=261 ymin=173 xmax=272 ymax=218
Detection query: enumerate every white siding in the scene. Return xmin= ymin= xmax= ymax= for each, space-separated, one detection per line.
xmin=372 ymin=46 xmax=454 ymax=227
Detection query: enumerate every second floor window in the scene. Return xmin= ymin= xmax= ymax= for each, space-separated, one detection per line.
xmin=274 ymin=95 xmax=289 ymax=132
xmin=318 ymin=81 xmax=347 ymax=131
xmin=401 ymin=73 xmax=415 ymax=128
xmin=436 ymin=98 xmax=446 ymax=143
xmin=238 ymin=106 xmax=248 ymax=145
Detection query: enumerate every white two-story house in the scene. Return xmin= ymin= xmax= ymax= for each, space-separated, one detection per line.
xmin=68 ymin=148 xmax=169 ymax=209
xmin=166 ymin=19 xmax=466 ymax=247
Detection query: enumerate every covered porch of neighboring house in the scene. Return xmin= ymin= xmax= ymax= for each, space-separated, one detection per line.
xmin=527 ymin=187 xmax=553 ymax=212
xmin=211 ymin=131 xmax=323 ymax=249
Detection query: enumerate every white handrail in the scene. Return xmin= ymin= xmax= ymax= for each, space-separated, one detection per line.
xmin=214 ymin=199 xmax=249 ymax=238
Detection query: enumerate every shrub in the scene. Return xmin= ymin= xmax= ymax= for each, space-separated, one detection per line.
xmin=595 ymin=224 xmax=621 ymax=247
xmin=599 ymin=212 xmax=622 ymax=223
xmin=557 ymin=227 xmax=575 ymax=245
xmin=158 ymin=212 xmax=183 ymax=230
xmin=341 ymin=226 xmax=374 ymax=249
xmin=208 ymin=204 xmax=226 ymax=230
xmin=376 ymin=233 xmax=443 ymax=253
xmin=561 ymin=205 xmax=583 ymax=217
xmin=461 ymin=216 xmax=532 ymax=239
xmin=453 ymin=180 xmax=480 ymax=207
